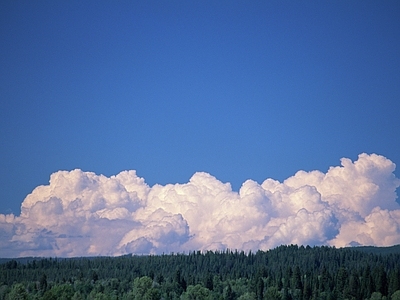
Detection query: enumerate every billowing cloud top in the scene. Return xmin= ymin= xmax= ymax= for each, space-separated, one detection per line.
xmin=1 ymin=153 xmax=399 ymax=257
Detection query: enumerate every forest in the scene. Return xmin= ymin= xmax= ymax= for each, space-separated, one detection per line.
xmin=1 ymin=244 xmax=400 ymax=300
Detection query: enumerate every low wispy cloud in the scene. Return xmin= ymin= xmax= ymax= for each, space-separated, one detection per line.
xmin=1 ymin=153 xmax=399 ymax=257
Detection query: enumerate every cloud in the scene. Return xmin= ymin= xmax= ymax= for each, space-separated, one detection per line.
xmin=1 ymin=153 xmax=399 ymax=257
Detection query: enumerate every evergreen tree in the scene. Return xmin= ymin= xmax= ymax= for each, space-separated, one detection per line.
xmin=291 ymin=265 xmax=303 ymax=299
xmin=255 ymin=276 xmax=264 ymax=300
xmin=204 ymin=272 xmax=213 ymax=291
xmin=374 ymin=265 xmax=388 ymax=296
xmin=302 ymin=275 xmax=312 ymax=300
xmin=319 ymin=266 xmax=330 ymax=293
xmin=361 ymin=265 xmax=374 ymax=299
xmin=336 ymin=267 xmax=348 ymax=300
xmin=40 ymin=272 xmax=48 ymax=292
xmin=291 ymin=266 xmax=302 ymax=290
xmin=388 ymin=269 xmax=400 ymax=297
xmin=346 ymin=270 xmax=361 ymax=300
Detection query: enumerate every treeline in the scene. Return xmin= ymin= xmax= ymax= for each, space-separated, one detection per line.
xmin=1 ymin=245 xmax=400 ymax=299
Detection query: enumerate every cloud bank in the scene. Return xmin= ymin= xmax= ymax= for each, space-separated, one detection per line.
xmin=1 ymin=153 xmax=399 ymax=257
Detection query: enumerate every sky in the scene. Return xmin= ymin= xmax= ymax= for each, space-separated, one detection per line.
xmin=1 ymin=1 xmax=400 ymax=257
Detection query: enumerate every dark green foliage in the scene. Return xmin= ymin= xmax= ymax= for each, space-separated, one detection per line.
xmin=374 ymin=265 xmax=388 ymax=296
xmin=225 ymin=283 xmax=235 ymax=300
xmin=42 ymin=283 xmax=74 ymax=300
xmin=0 ymin=245 xmax=399 ymax=299
xmin=388 ymin=268 xmax=400 ymax=296
xmin=181 ymin=284 xmax=210 ymax=300
xmin=39 ymin=273 xmax=48 ymax=292
xmin=346 ymin=270 xmax=361 ymax=300
xmin=361 ymin=265 xmax=374 ymax=299
xmin=7 ymin=283 xmax=28 ymax=300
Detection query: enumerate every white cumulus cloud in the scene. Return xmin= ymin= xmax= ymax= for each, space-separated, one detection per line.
xmin=0 ymin=153 xmax=399 ymax=257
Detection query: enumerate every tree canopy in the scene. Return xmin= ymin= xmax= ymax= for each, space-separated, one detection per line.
xmin=0 ymin=245 xmax=399 ymax=299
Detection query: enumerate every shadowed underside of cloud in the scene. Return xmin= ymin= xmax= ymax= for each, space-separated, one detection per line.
xmin=1 ymin=153 xmax=399 ymax=257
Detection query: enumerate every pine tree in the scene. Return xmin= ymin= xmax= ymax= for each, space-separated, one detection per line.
xmin=361 ymin=265 xmax=374 ymax=299
xmin=347 ymin=270 xmax=360 ymax=300
xmin=336 ymin=267 xmax=348 ymax=300
xmin=374 ymin=265 xmax=388 ymax=296
xmin=39 ymin=273 xmax=48 ymax=293
xmin=388 ymin=269 xmax=400 ymax=297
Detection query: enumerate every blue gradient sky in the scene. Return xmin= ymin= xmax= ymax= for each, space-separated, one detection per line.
xmin=1 ymin=1 xmax=400 ymax=215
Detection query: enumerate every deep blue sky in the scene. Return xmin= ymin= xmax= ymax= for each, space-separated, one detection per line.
xmin=1 ymin=1 xmax=400 ymax=215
